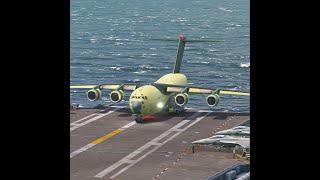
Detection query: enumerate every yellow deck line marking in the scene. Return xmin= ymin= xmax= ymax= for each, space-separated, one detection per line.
xmin=70 ymin=121 xmax=136 ymax=159
xmin=91 ymin=129 xmax=123 ymax=145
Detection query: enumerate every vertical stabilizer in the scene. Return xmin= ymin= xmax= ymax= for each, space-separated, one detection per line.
xmin=173 ymin=34 xmax=186 ymax=73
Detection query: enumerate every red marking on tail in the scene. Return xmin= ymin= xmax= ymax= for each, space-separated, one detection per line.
xmin=179 ymin=34 xmax=186 ymax=41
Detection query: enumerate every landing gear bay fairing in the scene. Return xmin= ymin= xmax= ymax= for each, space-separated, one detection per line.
xmin=70 ymin=35 xmax=250 ymax=123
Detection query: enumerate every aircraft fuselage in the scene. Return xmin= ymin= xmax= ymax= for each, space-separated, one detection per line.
xmin=129 ymin=73 xmax=187 ymax=116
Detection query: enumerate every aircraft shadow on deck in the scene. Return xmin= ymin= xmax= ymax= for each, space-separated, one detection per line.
xmin=117 ymin=108 xmax=185 ymax=123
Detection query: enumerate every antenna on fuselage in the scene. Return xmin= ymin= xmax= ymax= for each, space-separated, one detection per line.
xmin=173 ymin=34 xmax=186 ymax=73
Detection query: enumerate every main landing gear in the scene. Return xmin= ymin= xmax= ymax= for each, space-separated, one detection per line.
xmin=173 ymin=106 xmax=185 ymax=114
xmin=167 ymin=96 xmax=186 ymax=115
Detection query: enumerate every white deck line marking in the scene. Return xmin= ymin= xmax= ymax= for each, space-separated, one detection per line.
xmin=198 ymin=110 xmax=214 ymax=113
xmin=70 ymin=106 xmax=127 ymax=129
xmin=109 ymin=105 xmax=128 ymax=108
xmin=119 ymin=121 xmax=136 ymax=130
xmin=70 ymin=106 xmax=126 ymax=132
xmin=70 ymin=143 xmax=95 ymax=158
xmin=70 ymin=108 xmax=113 ymax=126
xmin=70 ymin=113 xmax=97 ymax=126
xmin=70 ymin=121 xmax=136 ymax=159
xmin=70 ymin=111 xmax=115 ymax=132
xmin=185 ymin=108 xmax=214 ymax=113
xmin=95 ymin=112 xmax=210 ymax=179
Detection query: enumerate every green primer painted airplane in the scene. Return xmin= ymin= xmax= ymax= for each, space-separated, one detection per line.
xmin=70 ymin=35 xmax=250 ymax=123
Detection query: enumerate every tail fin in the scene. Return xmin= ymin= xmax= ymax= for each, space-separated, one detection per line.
xmin=173 ymin=35 xmax=186 ymax=73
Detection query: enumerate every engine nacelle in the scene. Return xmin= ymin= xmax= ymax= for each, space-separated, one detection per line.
xmin=87 ymin=89 xmax=102 ymax=101
xmin=206 ymin=94 xmax=220 ymax=107
xmin=175 ymin=93 xmax=189 ymax=106
xmin=109 ymin=90 xmax=124 ymax=103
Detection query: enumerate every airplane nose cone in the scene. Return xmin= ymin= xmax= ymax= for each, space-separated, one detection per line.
xmin=132 ymin=101 xmax=142 ymax=114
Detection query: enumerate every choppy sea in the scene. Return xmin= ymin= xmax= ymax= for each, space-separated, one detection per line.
xmin=70 ymin=0 xmax=250 ymax=112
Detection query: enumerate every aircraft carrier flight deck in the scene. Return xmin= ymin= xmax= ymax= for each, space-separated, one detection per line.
xmin=70 ymin=106 xmax=249 ymax=180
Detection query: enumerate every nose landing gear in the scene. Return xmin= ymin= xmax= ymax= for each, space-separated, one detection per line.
xmin=134 ymin=114 xmax=143 ymax=123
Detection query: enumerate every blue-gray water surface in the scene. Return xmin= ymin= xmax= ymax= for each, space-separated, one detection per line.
xmin=70 ymin=0 xmax=250 ymax=112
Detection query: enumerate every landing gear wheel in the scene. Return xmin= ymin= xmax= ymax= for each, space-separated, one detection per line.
xmin=168 ymin=96 xmax=186 ymax=115
xmin=173 ymin=106 xmax=185 ymax=114
xmin=135 ymin=115 xmax=143 ymax=123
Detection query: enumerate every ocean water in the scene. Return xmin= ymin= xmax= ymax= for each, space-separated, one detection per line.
xmin=70 ymin=0 xmax=250 ymax=112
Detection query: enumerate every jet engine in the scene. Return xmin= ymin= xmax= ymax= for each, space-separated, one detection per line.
xmin=109 ymin=90 xmax=124 ymax=103
xmin=87 ymin=89 xmax=102 ymax=101
xmin=206 ymin=94 xmax=220 ymax=107
xmin=175 ymin=93 xmax=189 ymax=106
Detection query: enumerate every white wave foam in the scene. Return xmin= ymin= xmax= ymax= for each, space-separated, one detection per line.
xmin=133 ymin=71 xmax=147 ymax=74
xmin=240 ymin=62 xmax=250 ymax=68
xmin=219 ymin=7 xmax=233 ymax=12
xmin=102 ymin=36 xmax=118 ymax=40
xmin=90 ymin=38 xmax=97 ymax=43
xmin=110 ymin=67 xmax=122 ymax=71
xmin=129 ymin=79 xmax=141 ymax=82
xmin=187 ymin=61 xmax=210 ymax=64
xmin=115 ymin=42 xmax=124 ymax=45
xmin=170 ymin=19 xmax=188 ymax=22
xmin=146 ymin=16 xmax=157 ymax=19
xmin=115 ymin=38 xmax=129 ymax=41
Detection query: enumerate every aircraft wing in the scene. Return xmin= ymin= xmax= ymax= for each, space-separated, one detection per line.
xmin=154 ymin=83 xmax=250 ymax=96
xmin=70 ymin=84 xmax=138 ymax=91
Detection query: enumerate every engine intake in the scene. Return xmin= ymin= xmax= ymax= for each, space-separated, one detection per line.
xmin=206 ymin=94 xmax=220 ymax=107
xmin=109 ymin=90 xmax=124 ymax=103
xmin=87 ymin=89 xmax=101 ymax=101
xmin=175 ymin=93 xmax=189 ymax=106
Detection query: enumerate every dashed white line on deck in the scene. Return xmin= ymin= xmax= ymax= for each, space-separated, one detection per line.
xmin=70 ymin=121 xmax=136 ymax=159
xmin=94 ymin=111 xmax=210 ymax=179
xmin=70 ymin=107 xmax=126 ymax=132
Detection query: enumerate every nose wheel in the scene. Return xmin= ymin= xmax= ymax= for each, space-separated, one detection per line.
xmin=134 ymin=114 xmax=143 ymax=123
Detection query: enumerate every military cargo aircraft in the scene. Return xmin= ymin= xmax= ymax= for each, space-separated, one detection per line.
xmin=70 ymin=35 xmax=249 ymax=123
